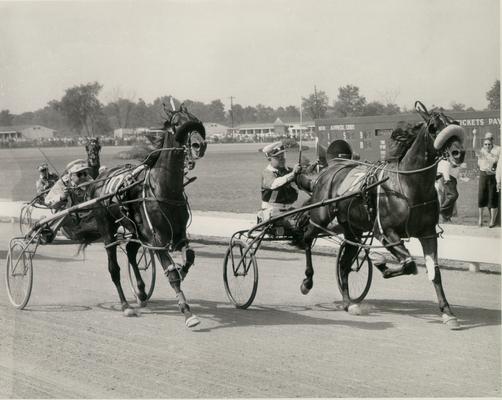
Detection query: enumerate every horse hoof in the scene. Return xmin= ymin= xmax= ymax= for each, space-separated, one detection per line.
xmin=185 ymin=315 xmax=200 ymax=328
xmin=123 ymin=308 xmax=139 ymax=317
xmin=300 ymin=283 xmax=311 ymax=295
xmin=137 ymin=299 xmax=147 ymax=308
xmin=348 ymin=304 xmax=369 ymax=316
xmin=403 ymin=260 xmax=418 ymax=275
xmin=442 ymin=314 xmax=461 ymax=330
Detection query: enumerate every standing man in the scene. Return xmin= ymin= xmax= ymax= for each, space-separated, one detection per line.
xmin=436 ymin=158 xmax=460 ymax=223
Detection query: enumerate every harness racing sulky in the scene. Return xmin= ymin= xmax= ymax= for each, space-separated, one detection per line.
xmin=224 ymin=101 xmax=466 ymax=330
xmin=5 ymin=103 xmax=207 ymax=328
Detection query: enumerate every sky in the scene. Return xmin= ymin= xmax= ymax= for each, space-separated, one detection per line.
xmin=0 ymin=0 xmax=500 ymax=114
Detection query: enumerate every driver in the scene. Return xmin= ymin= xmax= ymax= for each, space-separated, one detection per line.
xmin=36 ymin=163 xmax=58 ymax=195
xmin=261 ymin=142 xmax=302 ymax=217
xmin=45 ymin=159 xmax=93 ymax=209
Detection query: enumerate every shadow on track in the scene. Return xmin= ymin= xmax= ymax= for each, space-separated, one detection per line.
xmin=362 ymin=299 xmax=501 ymax=330
xmin=97 ymin=298 xmax=393 ymax=332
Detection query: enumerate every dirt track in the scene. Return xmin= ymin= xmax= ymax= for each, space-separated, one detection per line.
xmin=0 ymin=223 xmax=500 ymax=398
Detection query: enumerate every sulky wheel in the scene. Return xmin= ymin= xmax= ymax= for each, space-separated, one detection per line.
xmin=123 ymin=246 xmax=156 ymax=301
xmin=223 ymin=239 xmax=258 ymax=309
xmin=336 ymin=242 xmax=373 ymax=303
xmin=19 ymin=204 xmax=34 ymax=236
xmin=5 ymin=239 xmax=35 ymax=309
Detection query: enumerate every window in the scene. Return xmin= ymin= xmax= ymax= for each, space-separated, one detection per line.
xmin=375 ymin=129 xmax=392 ymax=137
xmin=318 ymin=125 xmax=326 ymax=131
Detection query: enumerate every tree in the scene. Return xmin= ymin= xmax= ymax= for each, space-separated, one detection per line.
xmin=207 ymin=99 xmax=226 ymax=123
xmin=302 ymin=88 xmax=329 ymax=120
xmin=0 ymin=109 xmax=14 ymax=126
xmin=55 ymin=82 xmax=105 ymax=136
xmin=361 ymin=101 xmax=386 ymax=116
xmin=332 ymin=85 xmax=367 ymax=117
xmin=486 ymin=80 xmax=500 ymax=110
xmin=450 ymin=102 xmax=466 ymax=111
xmin=255 ymin=104 xmax=275 ymax=122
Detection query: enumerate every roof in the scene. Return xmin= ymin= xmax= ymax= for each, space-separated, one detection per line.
xmin=0 ymin=124 xmax=55 ymax=133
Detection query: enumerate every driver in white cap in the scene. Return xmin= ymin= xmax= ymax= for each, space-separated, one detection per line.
xmin=260 ymin=141 xmax=302 ymax=217
xmin=45 ymin=159 xmax=93 ymax=209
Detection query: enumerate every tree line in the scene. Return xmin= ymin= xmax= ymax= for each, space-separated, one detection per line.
xmin=0 ymin=80 xmax=499 ymax=137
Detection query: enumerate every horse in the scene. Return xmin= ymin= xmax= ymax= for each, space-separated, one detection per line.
xmin=298 ymin=102 xmax=466 ymax=329
xmin=89 ymin=104 xmax=206 ymax=327
xmin=85 ymin=137 xmax=102 ymax=179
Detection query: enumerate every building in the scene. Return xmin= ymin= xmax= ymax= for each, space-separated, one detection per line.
xmin=315 ymin=110 xmax=501 ymax=169
xmin=0 ymin=125 xmax=56 ymax=142
xmin=228 ymin=118 xmax=315 ymax=140
xmin=204 ymin=122 xmax=230 ymax=140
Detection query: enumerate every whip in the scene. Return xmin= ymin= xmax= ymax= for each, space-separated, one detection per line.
xmin=37 ymin=147 xmax=60 ymax=176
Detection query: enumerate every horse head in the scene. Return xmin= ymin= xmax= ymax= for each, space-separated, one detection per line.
xmin=85 ymin=137 xmax=101 ymax=167
xmin=163 ymin=103 xmax=207 ymax=165
xmin=415 ymin=101 xmax=466 ymax=167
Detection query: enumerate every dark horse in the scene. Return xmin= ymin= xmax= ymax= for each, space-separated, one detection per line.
xmin=299 ymin=102 xmax=466 ymax=329
xmin=89 ymin=104 xmax=206 ymax=327
xmin=85 ymin=137 xmax=102 ymax=179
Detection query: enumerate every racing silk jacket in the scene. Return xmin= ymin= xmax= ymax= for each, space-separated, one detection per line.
xmin=36 ymin=173 xmax=58 ymax=194
xmin=45 ymin=175 xmax=91 ymax=209
xmin=261 ymin=164 xmax=298 ymax=210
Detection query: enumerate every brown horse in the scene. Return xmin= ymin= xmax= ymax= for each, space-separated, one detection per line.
xmin=300 ymin=102 xmax=466 ymax=329
xmin=89 ymin=104 xmax=206 ymax=327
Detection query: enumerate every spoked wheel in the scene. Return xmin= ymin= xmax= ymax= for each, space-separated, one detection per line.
xmin=19 ymin=204 xmax=34 ymax=235
xmin=336 ymin=242 xmax=372 ymax=303
xmin=223 ymin=239 xmax=258 ymax=309
xmin=122 ymin=246 xmax=156 ymax=301
xmin=6 ymin=239 xmax=35 ymax=309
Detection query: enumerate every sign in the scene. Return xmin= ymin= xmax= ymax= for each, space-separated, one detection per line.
xmin=458 ymin=118 xmax=500 ymax=127
xmin=329 ymin=124 xmax=355 ymax=131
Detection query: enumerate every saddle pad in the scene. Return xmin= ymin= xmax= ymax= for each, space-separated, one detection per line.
xmin=101 ymin=165 xmax=145 ymax=196
xmin=334 ymin=165 xmax=368 ymax=197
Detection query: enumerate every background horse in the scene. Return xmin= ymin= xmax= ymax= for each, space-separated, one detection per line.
xmin=90 ymin=104 xmax=206 ymax=327
xmin=85 ymin=137 xmax=102 ymax=179
xmin=300 ymin=102 xmax=466 ymax=329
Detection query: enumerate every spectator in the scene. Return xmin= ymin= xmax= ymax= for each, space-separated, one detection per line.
xmin=436 ymin=158 xmax=460 ymax=223
xmin=474 ymin=131 xmax=500 ymax=227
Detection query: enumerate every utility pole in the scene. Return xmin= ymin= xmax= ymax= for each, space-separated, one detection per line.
xmin=229 ymin=96 xmax=235 ymax=130
xmin=314 ymin=85 xmax=319 ymax=119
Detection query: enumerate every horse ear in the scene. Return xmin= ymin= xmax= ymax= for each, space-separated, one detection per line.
xmin=180 ymin=103 xmax=188 ymax=113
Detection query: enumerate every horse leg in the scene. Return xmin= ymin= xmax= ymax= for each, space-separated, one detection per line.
xmin=338 ymin=241 xmax=360 ymax=311
xmin=126 ymin=241 xmax=148 ymax=307
xmin=157 ymin=250 xmax=200 ymax=328
xmin=180 ymin=242 xmax=195 ymax=278
xmin=375 ymin=230 xmax=418 ymax=279
xmin=300 ymin=224 xmax=318 ymax=295
xmin=419 ymin=236 xmax=460 ymax=329
xmin=105 ymin=244 xmax=137 ymax=317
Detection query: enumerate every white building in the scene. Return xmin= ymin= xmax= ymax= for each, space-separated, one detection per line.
xmin=228 ymin=118 xmax=315 ymax=140
xmin=204 ymin=122 xmax=230 ymax=140
xmin=0 ymin=125 xmax=56 ymax=142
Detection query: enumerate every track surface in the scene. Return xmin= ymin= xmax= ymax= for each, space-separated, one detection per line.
xmin=0 ymin=224 xmax=500 ymax=398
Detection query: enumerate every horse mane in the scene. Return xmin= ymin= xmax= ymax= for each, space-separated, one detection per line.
xmin=386 ymin=121 xmax=424 ymax=161
xmin=142 ymin=131 xmax=167 ymax=167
